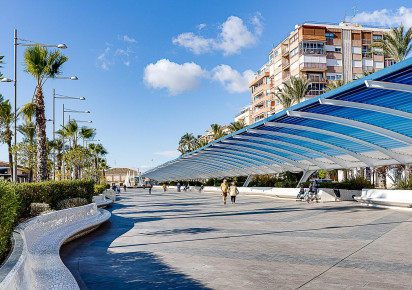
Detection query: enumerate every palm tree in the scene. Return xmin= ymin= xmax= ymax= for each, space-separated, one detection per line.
xmin=178 ymin=133 xmax=196 ymax=155
xmin=79 ymin=127 xmax=95 ymax=146
xmin=324 ymin=80 xmax=345 ymax=92
xmin=228 ymin=121 xmax=246 ymax=133
xmin=63 ymin=120 xmax=79 ymax=149
xmin=210 ymin=123 xmax=227 ymax=140
xmin=48 ymin=138 xmax=63 ymax=179
xmin=0 ymin=96 xmax=14 ymax=177
xmin=194 ymin=138 xmax=209 ymax=150
xmin=89 ymin=143 xmax=107 ymax=171
xmin=273 ymin=86 xmax=294 ymax=109
xmin=370 ymin=25 xmax=412 ymax=63
xmin=284 ymin=76 xmax=311 ymax=104
xmin=23 ymin=45 xmax=68 ymax=181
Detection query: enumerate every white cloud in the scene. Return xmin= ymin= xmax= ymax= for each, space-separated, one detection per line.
xmin=172 ymin=14 xmax=263 ymax=55
xmin=115 ymin=48 xmax=133 ymax=67
xmin=351 ymin=6 xmax=412 ymax=28
xmin=172 ymin=33 xmax=215 ymax=54
xmin=144 ymin=59 xmax=254 ymax=95
xmin=143 ymin=59 xmax=208 ymax=95
xmin=155 ymin=150 xmax=180 ymax=158
xmin=212 ymin=65 xmax=254 ymax=93
xmin=197 ymin=23 xmax=206 ymax=30
xmin=97 ymin=47 xmax=111 ymax=70
xmin=123 ymin=35 xmax=137 ymax=43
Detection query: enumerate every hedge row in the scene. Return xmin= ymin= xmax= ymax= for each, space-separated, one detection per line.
xmin=0 ymin=180 xmax=19 ymax=260
xmin=94 ymin=184 xmax=108 ymax=195
xmin=15 ymin=179 xmax=95 ymax=217
xmin=0 ymin=179 xmax=96 ymax=262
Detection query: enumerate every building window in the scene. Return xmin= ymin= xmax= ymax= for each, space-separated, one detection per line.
xmin=290 ymin=47 xmax=298 ymax=58
xmin=267 ymin=100 xmax=271 ymax=107
xmin=269 ymin=53 xmax=274 ymax=64
xmin=266 ymin=89 xmax=270 ymax=95
xmin=308 ymin=83 xmax=326 ymax=96
xmin=290 ymin=33 xmax=298 ymax=43
xmin=362 ymin=45 xmax=371 ymax=58
xmin=275 ymin=59 xmax=282 ymax=68
xmin=372 ymin=35 xmax=382 ymax=40
xmin=327 ymin=74 xmax=342 ymax=80
xmin=334 ymin=46 xmax=342 ymax=53
xmin=325 ymin=33 xmax=334 ymax=39
xmin=300 ymin=41 xmax=326 ymax=55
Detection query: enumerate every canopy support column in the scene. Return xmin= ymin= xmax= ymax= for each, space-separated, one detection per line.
xmin=243 ymin=175 xmax=254 ymax=187
xmin=297 ymin=170 xmax=315 ymax=187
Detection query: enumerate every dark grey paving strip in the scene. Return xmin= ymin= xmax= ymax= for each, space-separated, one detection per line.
xmin=338 ymin=259 xmax=412 ymax=274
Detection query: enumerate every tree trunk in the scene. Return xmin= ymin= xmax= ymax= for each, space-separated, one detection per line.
xmin=35 ymin=86 xmax=48 ymax=182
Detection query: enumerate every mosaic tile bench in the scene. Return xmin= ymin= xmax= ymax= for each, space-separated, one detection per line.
xmin=0 ymin=203 xmax=111 ymax=290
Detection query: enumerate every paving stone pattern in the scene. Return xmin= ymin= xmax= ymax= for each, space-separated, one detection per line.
xmin=61 ymin=189 xmax=412 ymax=289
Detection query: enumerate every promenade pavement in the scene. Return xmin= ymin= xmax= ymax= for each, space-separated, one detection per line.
xmin=61 ymin=188 xmax=412 ymax=289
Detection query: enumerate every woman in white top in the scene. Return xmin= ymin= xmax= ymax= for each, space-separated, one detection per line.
xmin=229 ymin=182 xmax=239 ymax=204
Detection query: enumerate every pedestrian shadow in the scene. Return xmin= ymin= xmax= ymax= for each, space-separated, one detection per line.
xmin=145 ymin=227 xmax=218 ymax=236
xmin=61 ymin=202 xmax=210 ymax=289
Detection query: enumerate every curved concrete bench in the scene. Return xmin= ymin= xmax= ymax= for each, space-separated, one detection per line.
xmin=93 ymin=194 xmax=113 ymax=208
xmin=355 ymin=189 xmax=412 ymax=210
xmin=0 ymin=203 xmax=110 ymax=290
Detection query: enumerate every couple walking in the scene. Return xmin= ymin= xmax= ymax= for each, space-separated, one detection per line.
xmin=220 ymin=179 xmax=239 ymax=205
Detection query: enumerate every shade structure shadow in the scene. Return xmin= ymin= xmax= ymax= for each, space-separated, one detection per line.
xmin=60 ymin=202 xmax=210 ymax=289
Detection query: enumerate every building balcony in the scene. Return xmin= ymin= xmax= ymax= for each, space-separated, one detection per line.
xmin=282 ymin=48 xmax=289 ymax=56
xmin=300 ymin=48 xmax=326 ymax=55
xmin=362 ymin=39 xmax=372 ymax=45
xmin=299 ymin=62 xmax=327 ymax=71
xmin=385 ymin=59 xmax=396 ymax=67
xmin=307 ymin=75 xmax=327 ymax=82
xmin=306 ymin=90 xmax=324 ymax=96
xmin=282 ymin=60 xmax=290 ymax=69
xmin=249 ymin=72 xmax=270 ymax=87
xmin=362 ymin=66 xmax=374 ymax=72
xmin=283 ymin=72 xmax=291 ymax=81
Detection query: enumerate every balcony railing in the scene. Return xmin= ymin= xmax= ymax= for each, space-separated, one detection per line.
xmin=300 ymin=48 xmax=326 ymax=55
xmin=307 ymin=75 xmax=327 ymax=82
xmin=282 ymin=60 xmax=290 ymax=69
xmin=300 ymin=62 xmax=327 ymax=70
xmin=283 ymin=73 xmax=291 ymax=81
xmin=362 ymin=39 xmax=372 ymax=45
xmin=282 ymin=48 xmax=289 ymax=56
xmin=306 ymin=90 xmax=324 ymax=96
xmin=362 ymin=66 xmax=374 ymax=72
xmin=385 ymin=59 xmax=396 ymax=67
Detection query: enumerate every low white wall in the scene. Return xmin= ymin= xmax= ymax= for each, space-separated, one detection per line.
xmin=0 ymin=204 xmax=111 ymax=290
xmin=356 ymin=189 xmax=412 ymax=208
xmin=204 ymin=186 xmax=361 ymax=202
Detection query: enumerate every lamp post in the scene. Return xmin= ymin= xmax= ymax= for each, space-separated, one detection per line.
xmin=1 ymin=29 xmax=67 ymax=182
xmin=52 ymin=91 xmax=84 ymax=180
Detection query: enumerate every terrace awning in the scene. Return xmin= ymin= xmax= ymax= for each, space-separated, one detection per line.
xmin=144 ymin=58 xmax=412 ymax=181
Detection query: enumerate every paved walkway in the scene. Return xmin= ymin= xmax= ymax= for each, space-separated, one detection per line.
xmin=61 ymin=188 xmax=412 ymax=289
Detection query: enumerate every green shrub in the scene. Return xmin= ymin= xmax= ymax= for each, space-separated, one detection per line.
xmin=15 ymin=179 xmax=95 ymax=217
xmin=30 ymin=203 xmax=51 ymax=216
xmin=94 ymin=184 xmax=107 ymax=195
xmin=396 ymin=176 xmax=412 ymax=189
xmin=0 ymin=180 xmax=19 ymax=260
xmin=57 ymin=198 xmax=88 ymax=210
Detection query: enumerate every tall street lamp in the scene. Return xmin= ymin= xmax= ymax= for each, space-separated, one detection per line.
xmin=1 ymin=29 xmax=67 ymax=182
xmin=52 ymin=91 xmax=84 ymax=180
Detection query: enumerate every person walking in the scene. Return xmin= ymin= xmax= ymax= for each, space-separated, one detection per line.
xmin=123 ymin=184 xmax=127 ymax=192
xmin=177 ymin=183 xmax=181 ymax=192
xmin=220 ymin=179 xmax=229 ymax=205
xmin=229 ymin=182 xmax=239 ymax=204
xmin=116 ymin=185 xmax=121 ymax=195
xmin=312 ymin=180 xmax=320 ymax=203
xmin=163 ymin=184 xmax=167 ymax=192
xmin=148 ymin=183 xmax=152 ymax=195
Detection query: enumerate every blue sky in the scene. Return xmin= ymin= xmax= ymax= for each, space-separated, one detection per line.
xmin=0 ymin=0 xmax=411 ymax=172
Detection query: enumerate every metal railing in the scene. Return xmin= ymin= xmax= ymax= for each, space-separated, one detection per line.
xmin=300 ymin=62 xmax=327 ymax=70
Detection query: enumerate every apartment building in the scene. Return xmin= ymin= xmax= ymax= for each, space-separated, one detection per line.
xmin=249 ymin=22 xmax=394 ymax=123
xmin=234 ymin=105 xmax=252 ymax=126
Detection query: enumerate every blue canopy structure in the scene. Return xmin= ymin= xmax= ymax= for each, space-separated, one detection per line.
xmin=144 ymin=58 xmax=412 ymax=181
